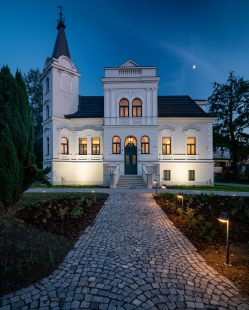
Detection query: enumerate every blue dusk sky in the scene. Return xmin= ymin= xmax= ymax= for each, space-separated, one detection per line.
xmin=0 ymin=0 xmax=249 ymax=100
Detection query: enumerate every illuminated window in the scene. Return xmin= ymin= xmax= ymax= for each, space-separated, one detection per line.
xmin=46 ymin=137 xmax=49 ymax=155
xmin=163 ymin=170 xmax=171 ymax=180
xmin=187 ymin=138 xmax=196 ymax=155
xmin=112 ymin=136 xmax=121 ymax=154
xmin=119 ymin=99 xmax=129 ymax=117
xmin=92 ymin=138 xmax=100 ymax=155
xmin=61 ymin=137 xmax=68 ymax=154
xmin=46 ymin=77 xmax=49 ymax=92
xmin=132 ymin=98 xmax=142 ymax=117
xmin=141 ymin=136 xmax=149 ymax=154
xmin=162 ymin=138 xmax=171 ymax=155
xmin=189 ymin=170 xmax=195 ymax=181
xmin=46 ymin=105 xmax=49 ymax=119
xmin=125 ymin=136 xmax=137 ymax=147
xmin=79 ymin=138 xmax=87 ymax=155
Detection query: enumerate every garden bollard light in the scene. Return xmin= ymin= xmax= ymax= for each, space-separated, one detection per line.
xmin=154 ymin=180 xmax=158 ymax=194
xmin=177 ymin=194 xmax=184 ymax=219
xmin=218 ymin=211 xmax=232 ymax=266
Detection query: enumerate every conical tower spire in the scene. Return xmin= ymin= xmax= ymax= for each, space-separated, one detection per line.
xmin=52 ymin=6 xmax=71 ymax=59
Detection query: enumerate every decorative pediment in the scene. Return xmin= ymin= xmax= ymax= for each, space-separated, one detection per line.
xmin=120 ymin=60 xmax=140 ymax=68
xmin=183 ymin=124 xmax=201 ymax=132
xmin=158 ymin=124 xmax=176 ymax=131
xmin=57 ymin=125 xmax=103 ymax=132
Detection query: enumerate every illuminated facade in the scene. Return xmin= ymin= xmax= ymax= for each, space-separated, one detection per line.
xmin=42 ymin=14 xmax=216 ymax=187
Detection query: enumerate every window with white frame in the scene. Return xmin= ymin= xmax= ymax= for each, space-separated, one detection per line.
xmin=61 ymin=137 xmax=68 ymax=154
xmin=46 ymin=105 xmax=49 ymax=119
xmin=46 ymin=77 xmax=49 ymax=92
xmin=132 ymin=98 xmax=142 ymax=117
xmin=119 ymin=99 xmax=129 ymax=117
xmin=141 ymin=136 xmax=149 ymax=154
xmin=92 ymin=138 xmax=100 ymax=155
xmin=46 ymin=137 xmax=49 ymax=155
xmin=162 ymin=138 xmax=171 ymax=155
xmin=189 ymin=170 xmax=195 ymax=181
xmin=112 ymin=136 xmax=121 ymax=154
xmin=163 ymin=170 xmax=171 ymax=180
xmin=79 ymin=138 xmax=87 ymax=155
xmin=187 ymin=138 xmax=196 ymax=155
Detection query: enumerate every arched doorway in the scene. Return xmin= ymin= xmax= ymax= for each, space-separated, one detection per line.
xmin=124 ymin=136 xmax=137 ymax=175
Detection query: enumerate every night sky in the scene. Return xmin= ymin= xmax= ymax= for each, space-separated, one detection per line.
xmin=1 ymin=0 xmax=249 ymax=100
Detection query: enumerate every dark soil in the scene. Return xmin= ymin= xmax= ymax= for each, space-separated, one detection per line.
xmin=155 ymin=193 xmax=249 ymax=298
xmin=0 ymin=193 xmax=109 ymax=297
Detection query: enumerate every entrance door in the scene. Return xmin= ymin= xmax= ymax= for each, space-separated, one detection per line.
xmin=124 ymin=136 xmax=137 ymax=175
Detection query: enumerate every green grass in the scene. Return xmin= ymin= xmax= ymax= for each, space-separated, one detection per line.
xmin=169 ymin=185 xmax=249 ymax=192
xmin=31 ymin=183 xmax=103 ymax=188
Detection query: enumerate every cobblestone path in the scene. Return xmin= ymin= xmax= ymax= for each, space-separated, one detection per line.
xmin=1 ymin=190 xmax=249 ymax=310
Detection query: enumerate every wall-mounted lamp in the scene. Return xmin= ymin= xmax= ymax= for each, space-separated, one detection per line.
xmin=154 ymin=180 xmax=158 ymax=194
xmin=218 ymin=212 xmax=232 ymax=266
xmin=177 ymin=194 xmax=184 ymax=219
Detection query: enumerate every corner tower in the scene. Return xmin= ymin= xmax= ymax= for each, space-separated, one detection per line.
xmin=41 ymin=9 xmax=81 ymax=119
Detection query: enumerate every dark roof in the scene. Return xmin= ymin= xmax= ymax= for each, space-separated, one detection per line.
xmin=65 ymin=96 xmax=104 ymax=119
xmin=65 ymin=95 xmax=209 ymax=119
xmin=52 ymin=20 xmax=71 ymax=59
xmin=158 ymin=96 xmax=208 ymax=117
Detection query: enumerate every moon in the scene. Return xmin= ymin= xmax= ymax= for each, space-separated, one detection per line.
xmin=193 ymin=65 xmax=196 ymax=69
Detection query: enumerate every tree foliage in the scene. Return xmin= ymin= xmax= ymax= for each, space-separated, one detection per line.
xmin=23 ymin=68 xmax=43 ymax=168
xmin=0 ymin=66 xmax=38 ymax=215
xmin=208 ymin=71 xmax=249 ymax=181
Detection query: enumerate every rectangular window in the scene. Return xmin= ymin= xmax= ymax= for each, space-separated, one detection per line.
xmin=92 ymin=138 xmax=100 ymax=155
xmin=120 ymin=107 xmax=129 ymax=117
xmin=162 ymin=138 xmax=171 ymax=155
xmin=163 ymin=170 xmax=171 ymax=180
xmin=187 ymin=138 xmax=196 ymax=155
xmin=79 ymin=138 xmax=87 ymax=155
xmin=141 ymin=143 xmax=149 ymax=154
xmin=189 ymin=170 xmax=195 ymax=181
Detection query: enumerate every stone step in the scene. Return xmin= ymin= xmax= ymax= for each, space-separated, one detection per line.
xmin=116 ymin=175 xmax=146 ymax=188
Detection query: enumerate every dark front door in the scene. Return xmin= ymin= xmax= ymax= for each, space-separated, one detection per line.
xmin=125 ymin=145 xmax=137 ymax=175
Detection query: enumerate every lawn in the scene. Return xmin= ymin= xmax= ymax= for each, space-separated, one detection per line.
xmin=169 ymin=184 xmax=249 ymax=192
xmin=155 ymin=192 xmax=249 ymax=298
xmin=0 ymin=192 xmax=109 ymax=297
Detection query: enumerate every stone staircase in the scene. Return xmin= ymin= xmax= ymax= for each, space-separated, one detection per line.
xmin=116 ymin=175 xmax=146 ymax=189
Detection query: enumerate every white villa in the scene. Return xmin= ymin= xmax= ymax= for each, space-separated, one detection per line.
xmin=41 ymin=13 xmax=216 ymax=188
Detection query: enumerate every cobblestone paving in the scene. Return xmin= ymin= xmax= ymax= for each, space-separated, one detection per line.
xmin=1 ymin=189 xmax=249 ymax=310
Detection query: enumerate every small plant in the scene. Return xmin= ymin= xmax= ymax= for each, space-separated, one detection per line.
xmin=204 ymin=222 xmax=213 ymax=230
xmin=243 ymin=255 xmax=249 ymax=263
xmin=183 ymin=207 xmax=196 ymax=226
xmin=176 ymin=207 xmax=182 ymax=216
xmin=205 ymin=229 xmax=217 ymax=244
xmin=16 ymin=242 xmax=25 ymax=252
xmin=189 ymin=218 xmax=198 ymax=230
xmin=72 ymin=205 xmax=83 ymax=218
xmin=57 ymin=207 xmax=68 ymax=219
xmin=61 ymin=176 xmax=67 ymax=186
xmin=48 ymin=250 xmax=56 ymax=265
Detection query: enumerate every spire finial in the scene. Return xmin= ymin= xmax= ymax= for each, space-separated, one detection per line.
xmin=56 ymin=5 xmax=65 ymax=29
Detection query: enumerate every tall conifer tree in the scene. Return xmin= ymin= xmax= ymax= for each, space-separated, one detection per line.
xmin=0 ymin=66 xmax=36 ymax=215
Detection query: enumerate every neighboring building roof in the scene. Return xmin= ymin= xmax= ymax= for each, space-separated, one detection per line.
xmin=213 ymin=148 xmax=231 ymax=159
xmin=158 ymin=96 xmax=208 ymax=117
xmin=65 ymin=96 xmax=104 ymax=119
xmin=52 ymin=13 xmax=71 ymax=59
xmin=64 ymin=95 xmax=209 ymax=119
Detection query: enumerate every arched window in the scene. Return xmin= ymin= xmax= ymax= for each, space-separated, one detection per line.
xmin=119 ymin=99 xmax=129 ymax=117
xmin=46 ymin=105 xmax=49 ymax=119
xmin=112 ymin=136 xmax=121 ymax=154
xmin=46 ymin=137 xmax=50 ymax=155
xmin=46 ymin=77 xmax=49 ymax=92
xmin=124 ymin=136 xmax=137 ymax=147
xmin=132 ymin=98 xmax=142 ymax=117
xmin=61 ymin=137 xmax=68 ymax=154
xmin=141 ymin=136 xmax=149 ymax=154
